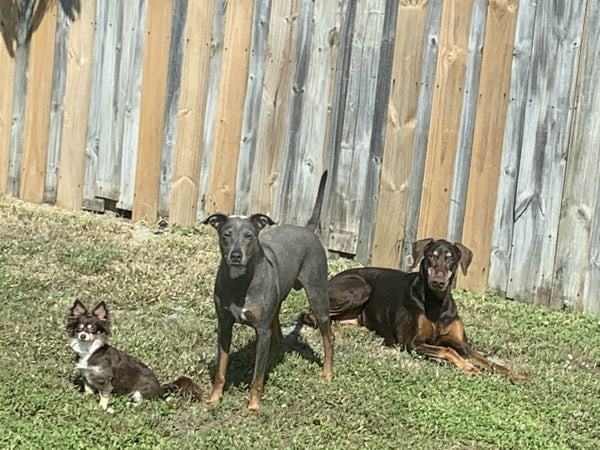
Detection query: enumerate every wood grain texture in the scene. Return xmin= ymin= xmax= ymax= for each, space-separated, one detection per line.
xmin=417 ymin=0 xmax=474 ymax=241
xmin=196 ymin=0 xmax=227 ymax=219
xmin=458 ymin=0 xmax=518 ymax=293
xmin=20 ymin=1 xmax=58 ymax=203
xmin=487 ymin=0 xmax=536 ymax=294
xmin=327 ymin=0 xmax=386 ymax=255
xmin=506 ymin=0 xmax=587 ymax=305
xmin=169 ymin=0 xmax=214 ymax=225
xmin=56 ymin=1 xmax=97 ymax=211
xmin=0 ymin=2 xmax=17 ymax=193
xmin=235 ymin=0 xmax=271 ymax=216
xmin=44 ymin=6 xmax=68 ymax=204
xmin=206 ymin=0 xmax=254 ymax=214
xmin=247 ymin=0 xmax=298 ymax=217
xmin=132 ymin=0 xmax=174 ymax=222
xmin=552 ymin=0 xmax=600 ymax=313
xmin=400 ymin=0 xmax=443 ymax=270
xmin=371 ymin=0 xmax=429 ymax=267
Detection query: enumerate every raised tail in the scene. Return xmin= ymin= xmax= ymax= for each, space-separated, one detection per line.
xmin=161 ymin=376 xmax=203 ymax=400
xmin=306 ymin=171 xmax=328 ymax=233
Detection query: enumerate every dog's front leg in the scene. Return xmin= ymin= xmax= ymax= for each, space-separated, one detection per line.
xmin=248 ymin=327 xmax=272 ymax=411
xmin=205 ymin=315 xmax=233 ymax=407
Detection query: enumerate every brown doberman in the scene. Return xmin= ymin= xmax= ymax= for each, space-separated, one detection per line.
xmin=302 ymin=238 xmax=528 ymax=381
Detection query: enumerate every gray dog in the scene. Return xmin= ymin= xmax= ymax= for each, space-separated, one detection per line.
xmin=202 ymin=172 xmax=334 ymax=410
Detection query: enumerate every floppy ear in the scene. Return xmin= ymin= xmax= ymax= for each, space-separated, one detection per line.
xmin=92 ymin=302 xmax=109 ymax=321
xmin=453 ymin=242 xmax=473 ymax=275
xmin=410 ymin=238 xmax=433 ymax=270
xmin=249 ymin=214 xmax=276 ymax=231
xmin=202 ymin=213 xmax=228 ymax=230
xmin=70 ymin=300 xmax=87 ymax=318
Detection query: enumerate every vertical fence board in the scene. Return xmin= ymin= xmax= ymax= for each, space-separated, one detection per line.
xmin=7 ymin=0 xmax=35 ymax=197
xmin=44 ymin=7 xmax=69 ymax=204
xmin=20 ymin=1 xmax=57 ymax=204
xmin=328 ymin=0 xmax=386 ymax=255
xmin=400 ymin=0 xmax=443 ymax=270
xmin=371 ymin=0 xmax=429 ymax=268
xmin=83 ymin=0 xmax=108 ymax=212
xmin=56 ymin=1 xmax=97 ymax=211
xmin=0 ymin=3 xmax=17 ymax=193
xmin=488 ymin=0 xmax=536 ymax=295
xmin=196 ymin=0 xmax=227 ymax=219
xmin=116 ymin=0 xmax=147 ymax=211
xmin=235 ymin=0 xmax=271 ymax=215
xmin=446 ymin=0 xmax=487 ymax=243
xmin=553 ymin=0 xmax=600 ymax=312
xmin=276 ymin=0 xmax=316 ymax=223
xmin=459 ymin=0 xmax=519 ymax=292
xmin=132 ymin=0 xmax=174 ymax=222
xmin=157 ymin=0 xmax=187 ymax=218
xmin=506 ymin=0 xmax=587 ymax=305
xmin=169 ymin=0 xmax=214 ymax=225
xmin=417 ymin=0 xmax=474 ymax=241
xmin=355 ymin=0 xmax=398 ymax=263
xmin=206 ymin=0 xmax=255 ymax=214
xmin=247 ymin=0 xmax=299 ymax=217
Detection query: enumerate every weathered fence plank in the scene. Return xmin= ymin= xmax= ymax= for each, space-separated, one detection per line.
xmin=371 ymin=0 xmax=429 ymax=268
xmin=552 ymin=0 xmax=600 ymax=313
xmin=56 ymin=1 xmax=97 ymax=212
xmin=20 ymin=1 xmax=57 ymax=204
xmin=235 ymin=0 xmax=272 ymax=216
xmin=157 ymin=0 xmax=187 ymax=218
xmin=446 ymin=0 xmax=487 ymax=243
xmin=116 ymin=0 xmax=147 ymax=211
xmin=169 ymin=0 xmax=214 ymax=225
xmin=196 ymin=0 xmax=227 ymax=220
xmin=327 ymin=0 xmax=386 ymax=255
xmin=206 ymin=0 xmax=255 ymax=214
xmin=0 ymin=2 xmax=17 ymax=193
xmin=459 ymin=0 xmax=519 ymax=292
xmin=7 ymin=0 xmax=35 ymax=197
xmin=399 ymin=0 xmax=444 ymax=270
xmin=488 ymin=0 xmax=536 ymax=295
xmin=132 ymin=0 xmax=174 ymax=222
xmin=417 ymin=0 xmax=474 ymax=241
xmin=44 ymin=6 xmax=69 ymax=204
xmin=247 ymin=0 xmax=299 ymax=217
xmin=506 ymin=0 xmax=587 ymax=305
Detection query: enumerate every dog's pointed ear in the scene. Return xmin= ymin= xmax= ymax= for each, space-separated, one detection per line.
xmin=249 ymin=214 xmax=276 ymax=231
xmin=202 ymin=213 xmax=228 ymax=230
xmin=70 ymin=300 xmax=87 ymax=318
xmin=92 ymin=302 xmax=109 ymax=321
xmin=453 ymin=242 xmax=473 ymax=275
xmin=410 ymin=238 xmax=433 ymax=270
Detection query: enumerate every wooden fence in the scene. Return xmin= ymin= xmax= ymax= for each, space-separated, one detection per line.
xmin=1 ymin=0 xmax=599 ymax=314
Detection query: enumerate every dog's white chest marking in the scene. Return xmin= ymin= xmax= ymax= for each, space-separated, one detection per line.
xmin=226 ymin=304 xmax=248 ymax=322
xmin=71 ymin=338 xmax=103 ymax=369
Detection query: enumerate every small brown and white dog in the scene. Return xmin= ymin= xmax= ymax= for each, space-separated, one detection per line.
xmin=67 ymin=300 xmax=202 ymax=411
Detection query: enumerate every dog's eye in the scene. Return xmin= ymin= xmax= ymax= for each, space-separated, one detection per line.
xmin=244 ymin=232 xmax=253 ymax=239
xmin=222 ymin=231 xmax=232 ymax=238
xmin=77 ymin=324 xmax=84 ymax=330
xmin=86 ymin=324 xmax=97 ymax=332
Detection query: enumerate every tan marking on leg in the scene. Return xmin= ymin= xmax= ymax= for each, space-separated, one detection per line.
xmin=248 ymin=375 xmax=264 ymax=411
xmin=205 ymin=347 xmax=229 ymax=407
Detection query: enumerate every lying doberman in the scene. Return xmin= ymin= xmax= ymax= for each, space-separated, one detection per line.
xmin=203 ymin=172 xmax=334 ymax=410
xmin=302 ymin=238 xmax=528 ymax=381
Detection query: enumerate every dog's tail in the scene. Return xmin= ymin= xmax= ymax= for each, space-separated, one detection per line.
xmin=306 ymin=171 xmax=328 ymax=233
xmin=161 ymin=376 xmax=203 ymax=400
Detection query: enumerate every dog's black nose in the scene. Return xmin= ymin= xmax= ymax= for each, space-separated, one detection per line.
xmin=229 ymin=249 xmax=243 ymax=264
xmin=430 ymin=280 xmax=446 ymax=291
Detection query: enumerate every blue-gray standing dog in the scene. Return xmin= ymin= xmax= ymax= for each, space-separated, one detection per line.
xmin=203 ymin=172 xmax=334 ymax=410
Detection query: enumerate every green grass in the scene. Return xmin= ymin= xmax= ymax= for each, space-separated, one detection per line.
xmin=0 ymin=196 xmax=599 ymax=449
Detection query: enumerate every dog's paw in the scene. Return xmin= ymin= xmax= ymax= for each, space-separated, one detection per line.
xmin=461 ymin=363 xmax=482 ymax=376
